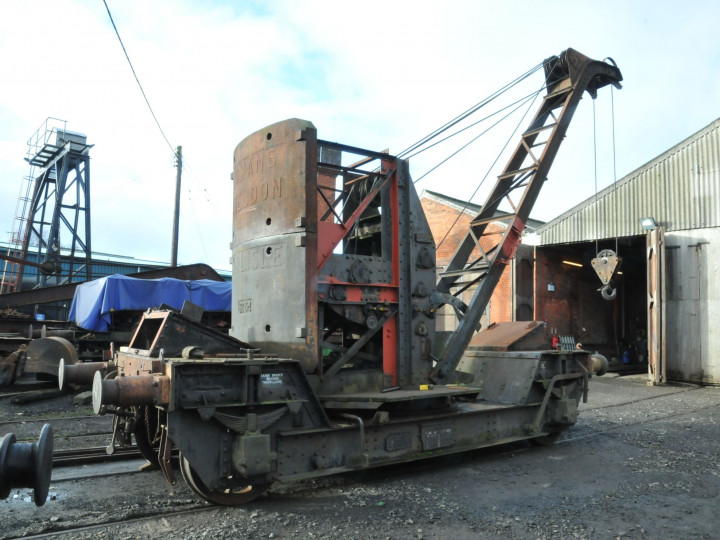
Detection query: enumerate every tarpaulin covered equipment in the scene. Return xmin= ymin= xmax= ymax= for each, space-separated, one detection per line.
xmin=68 ymin=275 xmax=231 ymax=331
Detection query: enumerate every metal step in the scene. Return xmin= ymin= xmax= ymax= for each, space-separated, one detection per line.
xmin=497 ymin=164 xmax=538 ymax=180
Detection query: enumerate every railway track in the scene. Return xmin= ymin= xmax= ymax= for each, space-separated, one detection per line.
xmin=1 ymin=413 xmax=144 ymax=470
xmin=15 ymin=505 xmax=213 ymax=540
xmin=4 ymin=384 xmax=718 ymax=540
xmin=0 ymin=414 xmax=100 ymax=428
xmin=52 ymin=445 xmax=143 ymax=467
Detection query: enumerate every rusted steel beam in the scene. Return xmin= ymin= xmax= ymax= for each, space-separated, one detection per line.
xmin=0 ymin=263 xmax=225 ymax=308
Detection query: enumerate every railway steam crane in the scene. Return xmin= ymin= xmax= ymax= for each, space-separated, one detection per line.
xmin=75 ymin=48 xmax=622 ymax=505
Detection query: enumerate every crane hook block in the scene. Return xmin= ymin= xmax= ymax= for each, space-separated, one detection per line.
xmin=591 ymin=249 xmax=622 ymax=285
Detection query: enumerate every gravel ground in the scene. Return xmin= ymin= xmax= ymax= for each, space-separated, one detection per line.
xmin=2 ymin=375 xmax=719 ymax=539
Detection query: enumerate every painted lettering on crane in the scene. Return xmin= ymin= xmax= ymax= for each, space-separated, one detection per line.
xmin=235 ymin=148 xmax=284 ymax=211
xmin=237 ymin=176 xmax=284 ymax=211
xmin=240 ymin=243 xmax=284 ymax=272
xmin=261 ymin=373 xmax=283 ymax=385
xmin=237 ymin=148 xmax=277 ymax=178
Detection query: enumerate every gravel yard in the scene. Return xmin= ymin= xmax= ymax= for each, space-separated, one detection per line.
xmin=2 ymin=375 xmax=719 ymax=539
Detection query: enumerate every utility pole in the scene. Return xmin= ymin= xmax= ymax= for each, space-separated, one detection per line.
xmin=171 ymin=146 xmax=182 ymax=267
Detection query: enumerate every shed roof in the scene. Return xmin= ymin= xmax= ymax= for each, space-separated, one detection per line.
xmin=534 ymin=117 xmax=720 ymax=246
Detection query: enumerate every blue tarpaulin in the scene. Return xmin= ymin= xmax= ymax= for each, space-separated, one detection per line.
xmin=68 ymin=274 xmax=231 ymax=331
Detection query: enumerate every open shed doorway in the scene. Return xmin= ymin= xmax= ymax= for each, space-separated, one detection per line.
xmin=534 ymin=235 xmax=648 ymax=372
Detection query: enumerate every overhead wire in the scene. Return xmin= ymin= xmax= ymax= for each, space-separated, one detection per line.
xmin=182 ymin=160 xmax=221 ymax=263
xmin=398 ymin=56 xmax=556 ymax=253
xmin=104 ymin=0 xmax=224 ymax=265
xmin=403 ymin=88 xmax=545 ymax=162
xmin=185 ymin=189 xmax=212 ymax=263
xmin=103 ymin=4 xmax=553 ymax=270
xmin=183 ymin=160 xmax=217 ymax=207
xmin=593 ymin=99 xmax=599 ymax=255
xmin=404 ymin=56 xmax=559 ymax=252
xmin=611 ymin=86 xmax=619 ymax=254
xmin=102 ymin=0 xmax=176 ymax=157
xmin=355 ymin=65 xmax=546 ymax=215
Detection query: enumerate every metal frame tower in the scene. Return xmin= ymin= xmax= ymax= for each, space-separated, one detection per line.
xmin=0 ymin=118 xmax=93 ymax=293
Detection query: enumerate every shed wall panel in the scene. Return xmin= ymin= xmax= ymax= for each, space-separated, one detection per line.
xmin=664 ymin=229 xmax=720 ymax=384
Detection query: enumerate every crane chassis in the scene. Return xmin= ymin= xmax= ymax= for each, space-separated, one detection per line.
xmin=84 ymin=48 xmax=621 ymax=505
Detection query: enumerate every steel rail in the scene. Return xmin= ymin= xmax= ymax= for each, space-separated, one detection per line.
xmin=16 ymin=505 xmax=211 ymax=540
xmin=52 ymin=445 xmax=142 ymax=467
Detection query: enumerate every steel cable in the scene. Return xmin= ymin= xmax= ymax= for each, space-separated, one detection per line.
xmin=413 ymin=88 xmax=542 ymax=186
xmin=406 ymin=56 xmax=560 ymax=255
xmin=434 ymin=83 xmax=544 ymax=251
xmin=398 ymin=62 xmax=544 ymax=159
xmin=403 ymin=88 xmax=546 ymax=162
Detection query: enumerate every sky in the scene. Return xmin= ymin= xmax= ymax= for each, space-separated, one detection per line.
xmin=0 ymin=0 xmax=718 ymax=272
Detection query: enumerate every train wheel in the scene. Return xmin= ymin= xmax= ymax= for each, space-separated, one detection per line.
xmin=179 ymin=453 xmax=270 ymax=506
xmin=133 ymin=406 xmax=161 ymax=466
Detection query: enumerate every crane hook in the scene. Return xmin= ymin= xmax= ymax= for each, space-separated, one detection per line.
xmin=600 ymin=284 xmax=617 ymax=301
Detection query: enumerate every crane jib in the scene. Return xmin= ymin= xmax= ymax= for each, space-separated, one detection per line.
xmin=431 ymin=49 xmax=623 ymax=383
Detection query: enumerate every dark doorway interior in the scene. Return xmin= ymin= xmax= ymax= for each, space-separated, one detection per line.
xmin=535 ymin=235 xmax=648 ymax=372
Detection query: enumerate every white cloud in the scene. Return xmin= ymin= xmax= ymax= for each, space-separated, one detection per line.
xmin=0 ymin=0 xmax=718 ymax=272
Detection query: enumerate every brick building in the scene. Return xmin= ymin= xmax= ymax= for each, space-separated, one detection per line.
xmin=420 ymin=190 xmax=543 ymax=332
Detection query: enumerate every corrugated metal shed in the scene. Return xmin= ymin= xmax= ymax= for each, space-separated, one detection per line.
xmin=536 ymin=117 xmax=720 ymax=245
xmin=0 ymin=249 xmax=164 ymax=284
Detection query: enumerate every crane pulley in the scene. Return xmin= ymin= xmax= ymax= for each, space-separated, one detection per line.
xmin=591 ymin=249 xmax=623 ymax=300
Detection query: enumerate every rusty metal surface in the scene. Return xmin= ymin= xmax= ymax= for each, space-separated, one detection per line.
xmin=118 ymin=354 xmax=162 ymax=376
xmin=0 ymin=344 xmax=27 ymax=387
xmin=456 ymin=350 xmax=541 ymax=404
xmin=23 ymin=336 xmax=78 ymax=378
xmin=127 ymin=310 xmax=248 ymax=358
xmin=58 ymin=358 xmax=109 ymax=389
xmin=233 ymin=118 xmax=317 ymax=241
xmin=432 ymin=49 xmax=623 ymax=383
xmin=318 ymin=385 xmax=481 ymax=403
xmin=231 ymin=119 xmax=319 ymax=373
xmin=83 ymin=50 xmax=616 ymax=505
xmin=92 ymin=372 xmax=170 ymax=413
xmin=468 ymin=321 xmax=549 ymax=351
xmin=647 ymin=227 xmax=666 ymax=384
xmin=590 ymin=249 xmax=622 ymax=285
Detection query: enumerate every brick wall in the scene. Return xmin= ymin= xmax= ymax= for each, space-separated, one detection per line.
xmin=534 ymin=246 xmax=615 ymax=349
xmin=420 ymin=196 xmax=513 ymax=329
